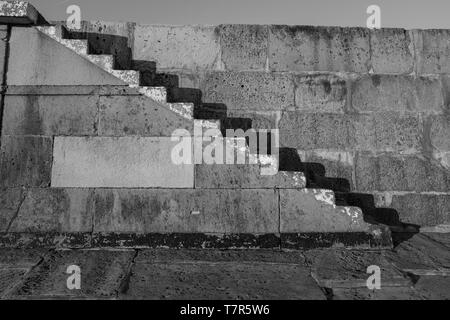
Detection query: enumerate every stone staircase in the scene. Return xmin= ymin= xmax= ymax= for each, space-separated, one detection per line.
xmin=7 ymin=1 xmax=438 ymax=250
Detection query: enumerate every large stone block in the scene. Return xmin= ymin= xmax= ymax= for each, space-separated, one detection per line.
xmin=369 ymin=29 xmax=414 ymax=74
xmin=415 ymin=29 xmax=450 ymax=74
xmin=8 ymin=27 xmax=126 ymax=85
xmin=279 ymin=112 xmax=352 ymax=150
xmin=429 ymin=115 xmax=450 ymax=151
xmin=355 ymin=153 xmax=450 ymax=192
xmin=8 ymin=188 xmax=94 ymax=233
xmin=0 ymin=188 xmax=24 ymax=232
xmin=294 ymin=74 xmax=348 ymax=113
xmin=0 ymin=1 xmax=46 ymax=25
xmin=2 ymin=95 xmax=98 ymax=136
xmin=219 ymin=24 xmax=268 ymax=71
xmin=351 ymin=75 xmax=444 ymax=113
xmin=98 ymin=95 xmax=193 ymax=136
xmin=0 ymin=136 xmax=53 ymax=187
xmin=383 ymin=193 xmax=450 ymax=227
xmin=269 ymin=26 xmax=370 ymax=72
xmin=51 ymin=137 xmax=194 ymax=188
xmin=133 ymin=25 xmax=220 ymax=71
xmin=195 ymin=164 xmax=306 ymax=189
xmin=200 ymin=71 xmax=294 ymax=111
xmin=93 ymin=189 xmax=279 ymax=234
xmin=354 ymin=113 xmax=422 ymax=152
xmin=280 ymin=189 xmax=376 ymax=233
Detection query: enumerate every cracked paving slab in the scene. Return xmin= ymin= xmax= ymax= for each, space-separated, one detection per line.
xmin=120 ymin=249 xmax=326 ymax=300
xmin=7 ymin=249 xmax=135 ymax=299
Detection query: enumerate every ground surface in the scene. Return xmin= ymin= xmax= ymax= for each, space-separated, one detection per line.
xmin=0 ymin=233 xmax=449 ymax=300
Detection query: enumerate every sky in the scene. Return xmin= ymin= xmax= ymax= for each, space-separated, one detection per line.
xmin=33 ymin=0 xmax=450 ymax=29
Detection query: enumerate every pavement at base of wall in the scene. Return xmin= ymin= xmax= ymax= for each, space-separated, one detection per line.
xmin=0 ymin=232 xmax=449 ymax=300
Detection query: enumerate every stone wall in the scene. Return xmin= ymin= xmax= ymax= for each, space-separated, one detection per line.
xmin=10 ymin=22 xmax=450 ymax=228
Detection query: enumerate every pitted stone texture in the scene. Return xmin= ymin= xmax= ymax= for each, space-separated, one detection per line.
xmin=331 ymin=287 xmax=422 ymax=300
xmin=8 ymin=27 xmax=125 ymax=86
xmin=92 ymin=189 xmax=279 ymax=234
xmin=0 ymin=1 xmax=43 ymax=25
xmin=200 ymin=71 xmax=295 ymax=111
xmin=123 ymin=249 xmax=324 ymax=300
xmin=305 ymin=249 xmax=410 ymax=289
xmin=219 ymin=25 xmax=268 ymax=71
xmin=429 ymin=115 xmax=450 ymax=151
xmin=51 ymin=137 xmax=194 ymax=188
xmin=2 ymin=95 xmax=98 ymax=136
xmin=413 ymin=276 xmax=450 ymax=299
xmin=280 ymin=189 xmax=376 ymax=233
xmin=351 ymin=75 xmax=444 ymax=113
xmin=8 ymin=188 xmax=94 ymax=233
xmin=134 ymin=25 xmax=221 ymax=71
xmin=369 ymin=29 xmax=414 ymax=74
xmin=195 ymin=164 xmax=306 ymax=189
xmin=355 ymin=152 xmax=450 ymax=192
xmin=11 ymin=250 xmax=134 ymax=299
xmin=0 ymin=136 xmax=52 ymax=188
xmin=0 ymin=189 xmax=24 ymax=232
xmin=294 ymin=74 xmax=348 ymax=113
xmin=415 ymin=29 xmax=450 ymax=74
xmin=387 ymin=194 xmax=450 ymax=227
xmin=98 ymin=95 xmax=193 ymax=136
xmin=269 ymin=26 xmax=370 ymax=73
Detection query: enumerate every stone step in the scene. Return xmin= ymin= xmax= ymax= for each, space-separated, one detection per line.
xmin=110 ymin=70 xmax=140 ymax=86
xmin=86 ymin=54 xmax=114 ymax=70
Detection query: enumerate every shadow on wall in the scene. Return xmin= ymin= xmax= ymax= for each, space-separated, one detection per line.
xmin=61 ymin=29 xmax=420 ymax=247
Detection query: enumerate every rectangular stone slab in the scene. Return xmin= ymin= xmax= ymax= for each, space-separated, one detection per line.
xmin=51 ymin=137 xmax=194 ymax=188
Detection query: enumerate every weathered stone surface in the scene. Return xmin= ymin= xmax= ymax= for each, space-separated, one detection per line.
xmin=226 ymin=110 xmax=279 ymax=130
xmin=294 ymin=74 xmax=348 ymax=113
xmin=269 ymin=26 xmax=370 ymax=72
xmin=200 ymin=71 xmax=295 ymax=111
xmin=384 ymin=233 xmax=450 ymax=273
xmin=354 ymin=113 xmax=422 ymax=152
xmin=369 ymin=29 xmax=414 ymax=74
xmin=429 ymin=114 xmax=450 ymax=151
xmin=0 ymin=232 xmax=92 ymax=249
xmin=280 ymin=189 xmax=377 ymax=233
xmin=0 ymin=248 xmax=45 ymax=267
xmin=220 ymin=24 xmax=268 ymax=71
xmin=195 ymin=164 xmax=306 ymax=189
xmin=0 ymin=188 xmax=24 ymax=232
xmin=305 ymin=249 xmax=410 ymax=288
xmin=51 ymin=137 xmax=194 ymax=188
xmin=92 ymin=189 xmax=279 ymax=234
xmin=8 ymin=188 xmax=94 ymax=233
xmin=0 ymin=1 xmax=45 ymax=25
xmin=123 ymin=249 xmax=324 ymax=300
xmin=0 ymin=136 xmax=53 ymax=187
xmin=413 ymin=276 xmax=450 ymax=299
xmin=11 ymin=250 xmax=134 ymax=299
xmin=355 ymin=153 xmax=450 ymax=192
xmin=2 ymin=95 xmax=98 ymax=136
xmin=351 ymin=75 xmax=444 ymax=113
xmin=415 ymin=29 xmax=450 ymax=74
xmin=279 ymin=112 xmax=352 ymax=150
xmin=61 ymin=20 xmax=135 ymax=70
xmin=421 ymin=232 xmax=450 ymax=249
xmin=136 ymin=249 xmax=305 ymax=264
xmin=386 ymin=194 xmax=450 ymax=227
xmin=98 ymin=95 xmax=193 ymax=136
xmin=331 ymin=287 xmax=422 ymax=300
xmin=0 ymin=268 xmax=29 ymax=298
xmin=8 ymin=27 xmax=125 ymax=86
xmin=297 ymin=150 xmax=354 ymax=189
xmin=0 ymin=25 xmax=7 ymax=79
xmin=133 ymin=25 xmax=220 ymax=71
